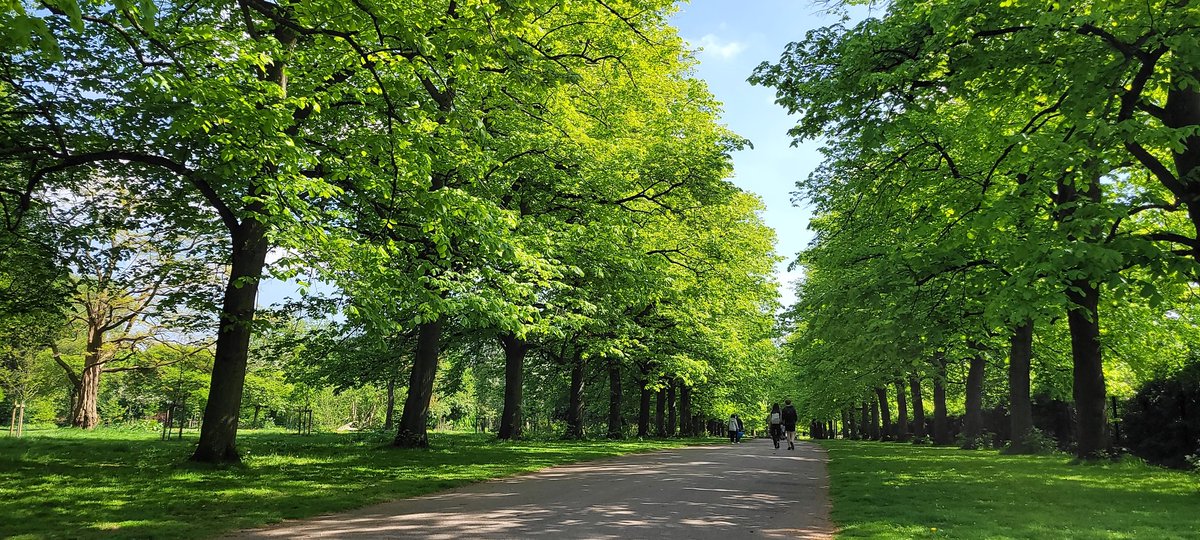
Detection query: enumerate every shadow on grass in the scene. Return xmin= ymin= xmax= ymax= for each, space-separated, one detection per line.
xmin=818 ymin=440 xmax=1200 ymax=540
xmin=0 ymin=429 xmax=692 ymax=540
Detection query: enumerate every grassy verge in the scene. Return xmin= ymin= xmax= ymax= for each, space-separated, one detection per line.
xmin=817 ymin=440 xmax=1200 ymax=539
xmin=0 ymin=427 xmax=701 ymax=539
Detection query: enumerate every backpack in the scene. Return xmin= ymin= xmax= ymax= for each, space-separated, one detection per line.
xmin=769 ymin=412 xmax=782 ymax=425
xmin=728 ymin=418 xmax=739 ymax=431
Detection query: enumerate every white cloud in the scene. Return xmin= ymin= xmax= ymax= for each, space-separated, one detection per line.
xmin=695 ymin=34 xmax=747 ymax=60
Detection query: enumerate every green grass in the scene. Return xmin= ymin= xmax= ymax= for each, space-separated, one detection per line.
xmin=0 ymin=427 xmax=698 ymax=539
xmin=818 ymin=440 xmax=1200 ymax=539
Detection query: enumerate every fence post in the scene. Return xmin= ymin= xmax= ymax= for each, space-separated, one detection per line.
xmin=161 ymin=403 xmax=172 ymax=441
xmin=176 ymin=398 xmax=186 ymax=440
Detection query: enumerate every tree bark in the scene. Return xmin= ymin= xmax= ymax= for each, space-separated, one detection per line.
xmin=1067 ymin=279 xmax=1109 ymax=458
xmin=191 ymin=219 xmax=269 ymax=463
xmin=606 ymin=359 xmax=623 ymax=439
xmin=1165 ymin=76 xmax=1200 ymax=263
xmin=962 ymin=351 xmax=987 ymax=449
xmin=384 ymin=376 xmax=396 ymax=432
xmin=393 ymin=319 xmax=443 ymax=448
xmin=666 ymin=380 xmax=677 ymax=436
xmin=894 ymin=379 xmax=910 ymax=442
xmin=654 ymin=387 xmax=666 ymax=437
xmin=498 ymin=334 xmax=529 ymax=440
xmin=1008 ymin=321 xmax=1035 ymax=452
xmin=910 ymin=374 xmax=927 ymax=441
xmin=870 ymin=396 xmax=881 ymax=440
xmin=637 ymin=373 xmax=651 ymax=437
xmin=1052 ymin=167 xmax=1108 ymax=458
xmin=875 ymin=386 xmax=892 ymax=440
xmin=68 ymin=327 xmax=106 ymax=429
xmin=932 ymin=354 xmax=951 ymax=445
xmin=678 ymin=383 xmax=692 ymax=437
xmin=859 ymin=401 xmax=870 ymax=440
xmin=564 ymin=351 xmax=586 ymax=439
xmin=845 ymin=407 xmax=857 ymax=439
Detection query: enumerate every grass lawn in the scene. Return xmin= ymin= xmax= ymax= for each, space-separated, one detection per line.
xmin=0 ymin=427 xmax=699 ymax=539
xmin=818 ymin=440 xmax=1200 ymax=539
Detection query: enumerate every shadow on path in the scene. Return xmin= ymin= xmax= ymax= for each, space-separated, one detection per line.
xmin=227 ymin=439 xmax=832 ymax=539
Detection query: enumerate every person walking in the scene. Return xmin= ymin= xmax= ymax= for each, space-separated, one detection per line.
xmin=767 ymin=403 xmax=784 ymax=449
xmin=734 ymin=414 xmax=745 ymax=443
xmin=781 ymin=400 xmax=799 ymax=450
xmin=728 ymin=414 xmax=739 ymax=443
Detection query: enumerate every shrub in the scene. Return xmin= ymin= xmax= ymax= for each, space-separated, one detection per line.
xmin=1003 ymin=427 xmax=1058 ymax=455
xmin=1121 ymin=362 xmax=1200 ymax=469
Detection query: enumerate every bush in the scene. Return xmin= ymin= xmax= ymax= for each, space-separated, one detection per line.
xmin=1121 ymin=362 xmax=1200 ymax=469
xmin=1185 ymin=451 xmax=1200 ymax=472
xmin=1002 ymin=427 xmax=1058 ymax=455
xmin=957 ymin=430 xmax=996 ymax=450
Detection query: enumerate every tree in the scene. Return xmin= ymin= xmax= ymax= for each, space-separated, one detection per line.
xmin=48 ymin=187 xmax=217 ymax=428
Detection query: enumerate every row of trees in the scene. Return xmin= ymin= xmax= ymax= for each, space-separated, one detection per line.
xmin=2 ymin=0 xmax=781 ymax=462
xmin=754 ymin=0 xmax=1200 ymax=459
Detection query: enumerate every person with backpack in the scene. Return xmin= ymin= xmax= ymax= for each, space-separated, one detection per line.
xmin=781 ymin=399 xmax=799 ymax=450
xmin=728 ymin=414 xmax=740 ymax=443
xmin=767 ymin=403 xmax=784 ymax=449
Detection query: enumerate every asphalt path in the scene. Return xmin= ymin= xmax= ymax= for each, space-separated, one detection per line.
xmin=228 ymin=438 xmax=833 ymax=539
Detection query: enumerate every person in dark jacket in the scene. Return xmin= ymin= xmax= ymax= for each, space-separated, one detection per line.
xmin=781 ymin=400 xmax=799 ymax=450
xmin=767 ymin=403 xmax=784 ymax=449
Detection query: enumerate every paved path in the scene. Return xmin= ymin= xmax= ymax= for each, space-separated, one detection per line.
xmin=228 ymin=438 xmax=833 ymax=539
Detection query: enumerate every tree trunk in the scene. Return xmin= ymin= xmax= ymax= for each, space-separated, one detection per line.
xmin=875 ymin=387 xmax=892 ymax=440
xmin=384 ymin=376 xmax=396 ymax=431
xmin=679 ymin=383 xmax=692 ymax=437
xmin=1165 ymin=76 xmax=1200 ymax=263
xmin=191 ymin=220 xmax=269 ymax=463
xmin=1052 ymin=167 xmax=1108 ymax=458
xmin=606 ymin=359 xmax=623 ymax=439
xmin=1067 ymin=279 xmax=1108 ymax=458
xmin=1008 ymin=321 xmax=1035 ymax=452
xmin=564 ymin=351 xmax=586 ymax=439
xmin=666 ymin=380 xmax=677 ymax=436
xmin=69 ymin=327 xmax=105 ymax=429
xmin=933 ymin=354 xmax=951 ymax=445
xmin=845 ymin=407 xmax=857 ymax=439
xmin=498 ymin=334 xmax=529 ymax=440
xmin=894 ymin=379 xmax=910 ymax=442
xmin=962 ymin=351 xmax=987 ymax=449
xmin=393 ymin=319 xmax=443 ymax=448
xmin=870 ymin=396 xmax=881 ymax=440
xmin=859 ymin=401 xmax=870 ymax=440
xmin=637 ymin=374 xmax=651 ymax=437
xmin=655 ymin=387 xmax=666 ymax=437
xmin=910 ymin=374 xmax=927 ymax=441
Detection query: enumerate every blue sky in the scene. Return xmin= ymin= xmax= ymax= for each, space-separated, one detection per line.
xmin=670 ymin=1 xmax=865 ymax=305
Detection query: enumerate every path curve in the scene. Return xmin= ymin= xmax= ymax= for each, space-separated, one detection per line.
xmin=227 ymin=438 xmax=833 ymax=539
